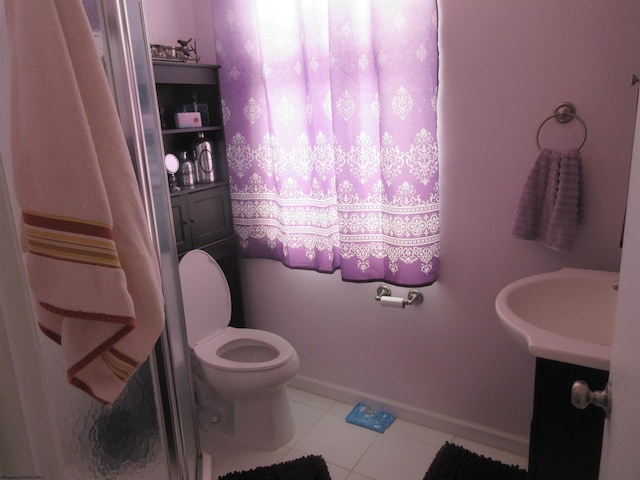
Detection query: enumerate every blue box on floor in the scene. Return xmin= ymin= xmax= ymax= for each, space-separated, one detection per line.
xmin=345 ymin=403 xmax=396 ymax=433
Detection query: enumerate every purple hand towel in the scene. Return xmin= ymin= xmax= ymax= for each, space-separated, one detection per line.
xmin=512 ymin=149 xmax=582 ymax=251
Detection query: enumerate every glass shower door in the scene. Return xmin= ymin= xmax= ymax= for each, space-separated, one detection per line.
xmin=0 ymin=1 xmax=199 ymax=478
xmin=84 ymin=0 xmax=201 ymax=478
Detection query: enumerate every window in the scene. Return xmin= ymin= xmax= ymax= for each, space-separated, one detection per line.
xmin=213 ymin=0 xmax=439 ymax=286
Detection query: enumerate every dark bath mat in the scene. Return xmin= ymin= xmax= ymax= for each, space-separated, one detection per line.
xmin=424 ymin=442 xmax=527 ymax=480
xmin=218 ymin=454 xmax=331 ymax=480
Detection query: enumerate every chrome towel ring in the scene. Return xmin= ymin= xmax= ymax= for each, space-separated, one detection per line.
xmin=536 ymin=102 xmax=588 ymax=151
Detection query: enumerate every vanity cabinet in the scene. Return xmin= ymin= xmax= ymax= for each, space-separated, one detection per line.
xmin=153 ymin=61 xmax=244 ymax=327
xmin=528 ymin=358 xmax=608 ymax=480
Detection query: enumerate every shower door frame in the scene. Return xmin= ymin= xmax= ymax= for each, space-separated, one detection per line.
xmin=97 ymin=1 xmax=201 ymax=478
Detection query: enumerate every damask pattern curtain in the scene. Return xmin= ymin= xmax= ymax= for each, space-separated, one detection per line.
xmin=213 ymin=0 xmax=439 ymax=286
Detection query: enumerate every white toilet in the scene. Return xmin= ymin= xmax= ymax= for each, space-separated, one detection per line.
xmin=178 ymin=249 xmax=300 ymax=450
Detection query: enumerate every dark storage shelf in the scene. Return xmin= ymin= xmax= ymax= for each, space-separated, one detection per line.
xmin=171 ymin=184 xmax=232 ymax=254
xmin=153 ymin=62 xmax=244 ymax=327
xmin=162 ymin=126 xmax=224 ymax=135
xmin=153 ymin=61 xmax=220 ymax=85
xmin=169 ymin=180 xmax=229 ymax=198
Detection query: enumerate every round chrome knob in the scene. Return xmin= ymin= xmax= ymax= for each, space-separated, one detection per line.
xmin=571 ymin=380 xmax=612 ymax=418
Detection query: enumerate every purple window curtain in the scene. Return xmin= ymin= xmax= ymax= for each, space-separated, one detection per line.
xmin=213 ymin=0 xmax=439 ymax=286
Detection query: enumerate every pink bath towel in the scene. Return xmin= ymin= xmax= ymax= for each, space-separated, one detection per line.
xmin=6 ymin=0 xmax=165 ymax=406
xmin=512 ymin=149 xmax=582 ymax=251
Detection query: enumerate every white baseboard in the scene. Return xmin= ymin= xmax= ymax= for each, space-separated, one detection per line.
xmin=199 ymin=452 xmax=212 ymax=480
xmin=289 ymin=374 xmax=529 ymax=457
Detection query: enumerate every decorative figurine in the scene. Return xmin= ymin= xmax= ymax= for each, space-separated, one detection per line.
xmin=150 ymin=38 xmax=200 ymax=64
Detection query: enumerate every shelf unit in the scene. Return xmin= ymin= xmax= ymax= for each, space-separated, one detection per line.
xmin=153 ymin=61 xmax=244 ymax=327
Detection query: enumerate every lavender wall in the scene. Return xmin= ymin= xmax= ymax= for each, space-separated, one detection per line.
xmin=142 ymin=0 xmax=216 ymax=64
xmin=144 ymin=1 xmax=640 ymax=439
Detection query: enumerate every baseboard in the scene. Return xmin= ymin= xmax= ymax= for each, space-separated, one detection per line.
xmin=199 ymin=452 xmax=212 ymax=480
xmin=289 ymin=375 xmax=529 ymax=457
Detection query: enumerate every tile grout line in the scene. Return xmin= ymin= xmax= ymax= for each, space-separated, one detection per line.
xmin=206 ymin=389 xmax=528 ymax=478
xmin=349 ymin=428 xmax=383 ymax=477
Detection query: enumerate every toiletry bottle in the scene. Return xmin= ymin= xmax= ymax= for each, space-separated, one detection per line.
xmin=193 ymin=132 xmax=215 ymax=184
xmin=178 ymin=151 xmax=196 ymax=187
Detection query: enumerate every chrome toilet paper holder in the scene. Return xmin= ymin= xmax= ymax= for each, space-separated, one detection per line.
xmin=375 ymin=285 xmax=423 ymax=307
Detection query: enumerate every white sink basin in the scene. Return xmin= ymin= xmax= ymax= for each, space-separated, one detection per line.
xmin=495 ymin=268 xmax=619 ymax=370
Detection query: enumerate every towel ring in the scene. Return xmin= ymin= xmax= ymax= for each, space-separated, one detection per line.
xmin=536 ymin=102 xmax=588 ymax=151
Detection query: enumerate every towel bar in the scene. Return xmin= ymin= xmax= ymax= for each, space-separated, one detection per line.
xmin=536 ymin=102 xmax=587 ymax=151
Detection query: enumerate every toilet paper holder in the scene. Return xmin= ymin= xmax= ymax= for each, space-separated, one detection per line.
xmin=375 ymin=285 xmax=423 ymax=308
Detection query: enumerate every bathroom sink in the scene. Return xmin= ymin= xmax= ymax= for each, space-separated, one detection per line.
xmin=495 ymin=268 xmax=619 ymax=370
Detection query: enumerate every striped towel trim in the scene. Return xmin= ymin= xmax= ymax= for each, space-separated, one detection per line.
xmin=39 ymin=301 xmax=135 ymax=325
xmin=41 ymin=322 xmax=139 ymax=392
xmin=69 ymin=377 xmax=111 ymax=406
xmin=66 ymin=323 xmax=135 ymax=381
xmin=22 ymin=210 xmax=121 ymax=268
xmin=102 ymin=348 xmax=139 ymax=381
xmin=38 ymin=323 xmax=62 ymax=344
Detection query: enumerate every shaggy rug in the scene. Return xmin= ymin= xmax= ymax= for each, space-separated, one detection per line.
xmin=218 ymin=454 xmax=331 ymax=480
xmin=424 ymin=442 xmax=527 ymax=480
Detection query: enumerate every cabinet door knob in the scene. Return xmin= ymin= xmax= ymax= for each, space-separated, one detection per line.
xmin=571 ymin=380 xmax=612 ymax=418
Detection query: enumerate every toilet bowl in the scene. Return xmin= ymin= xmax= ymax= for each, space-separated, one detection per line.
xmin=179 ymin=250 xmax=300 ymax=450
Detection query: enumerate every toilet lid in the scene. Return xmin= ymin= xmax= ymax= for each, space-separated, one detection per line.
xmin=179 ymin=250 xmax=232 ymax=347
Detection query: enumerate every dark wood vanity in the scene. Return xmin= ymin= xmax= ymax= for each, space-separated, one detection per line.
xmin=528 ymin=358 xmax=608 ymax=480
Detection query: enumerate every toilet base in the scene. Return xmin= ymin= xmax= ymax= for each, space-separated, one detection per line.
xmin=198 ymin=407 xmax=234 ymax=438
xmin=233 ymin=386 xmax=295 ymax=450
xmin=196 ymin=385 xmax=295 ymax=451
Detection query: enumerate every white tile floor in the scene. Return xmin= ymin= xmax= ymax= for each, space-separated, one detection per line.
xmin=201 ymin=387 xmax=528 ymax=480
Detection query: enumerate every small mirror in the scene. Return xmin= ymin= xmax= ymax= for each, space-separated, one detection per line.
xmin=164 ymin=153 xmax=180 ymax=174
xmin=165 ymin=154 xmax=180 ymax=191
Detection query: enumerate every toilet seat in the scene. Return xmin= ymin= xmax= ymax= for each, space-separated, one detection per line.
xmin=194 ymin=328 xmax=294 ymax=372
xmin=179 ymin=250 xmax=233 ymax=347
xmin=179 ymin=250 xmax=294 ymax=372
